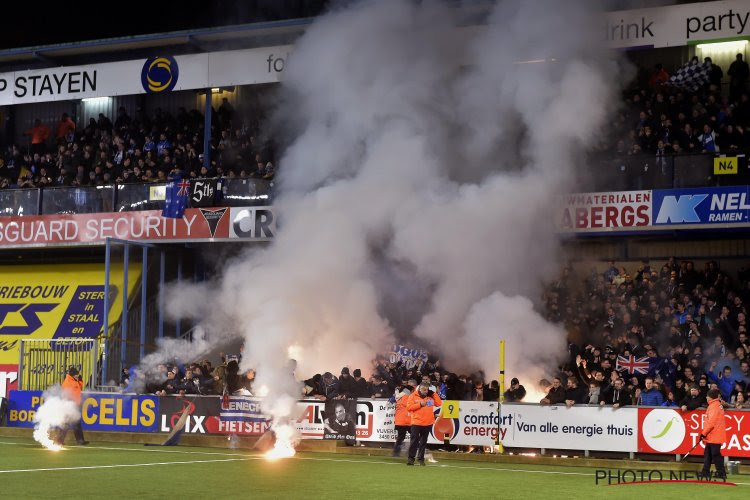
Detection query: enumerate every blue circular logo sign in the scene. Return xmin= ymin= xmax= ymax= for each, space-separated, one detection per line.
xmin=141 ymin=56 xmax=179 ymax=93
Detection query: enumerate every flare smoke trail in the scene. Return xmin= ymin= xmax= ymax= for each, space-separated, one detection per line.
xmin=33 ymin=386 xmax=79 ymax=450
xmin=162 ymin=0 xmax=623 ymax=416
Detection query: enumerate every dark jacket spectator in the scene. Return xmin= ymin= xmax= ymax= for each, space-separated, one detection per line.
xmin=503 ymin=378 xmax=526 ymax=402
xmin=352 ymin=369 xmax=370 ymax=398
xmin=600 ymin=380 xmax=630 ymax=407
xmin=320 ymin=372 xmax=340 ymax=400
xmin=338 ymin=367 xmax=357 ymax=398
xmin=540 ymin=378 xmax=566 ymax=405
xmin=680 ymin=387 xmax=706 ymax=411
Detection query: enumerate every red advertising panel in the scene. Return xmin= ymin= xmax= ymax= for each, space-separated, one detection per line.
xmin=0 ymin=363 xmax=18 ymax=399
xmin=558 ymin=190 xmax=651 ymax=232
xmin=0 ymin=206 xmax=274 ymax=248
xmin=638 ymin=407 xmax=750 ymax=457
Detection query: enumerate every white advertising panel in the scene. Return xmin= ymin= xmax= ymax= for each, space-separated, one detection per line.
xmin=501 ymin=404 xmax=638 ymax=452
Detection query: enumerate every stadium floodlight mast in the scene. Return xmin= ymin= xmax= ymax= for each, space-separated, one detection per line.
xmin=496 ymin=340 xmax=505 ymax=453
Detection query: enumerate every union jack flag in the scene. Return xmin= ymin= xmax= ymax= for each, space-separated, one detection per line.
xmin=177 ymin=179 xmax=191 ymax=196
xmin=616 ymin=355 xmax=650 ymax=375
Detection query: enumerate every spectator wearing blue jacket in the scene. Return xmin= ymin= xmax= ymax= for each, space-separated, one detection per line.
xmin=707 ymin=362 xmax=737 ymax=401
xmin=639 ymin=377 xmax=664 ymax=406
xmin=661 ymin=391 xmax=679 ymax=407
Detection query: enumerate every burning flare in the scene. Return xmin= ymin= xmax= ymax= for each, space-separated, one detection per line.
xmin=32 ymin=387 xmax=80 ymax=451
xmin=33 ymin=425 xmax=63 ymax=452
xmin=264 ymin=423 xmax=299 ymax=460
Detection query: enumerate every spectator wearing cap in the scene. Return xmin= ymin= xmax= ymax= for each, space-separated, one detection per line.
xmin=503 ymin=378 xmax=526 ymax=402
xmin=57 ymin=367 xmax=88 ymax=445
xmin=406 ymin=382 xmax=442 ymax=466
xmin=338 ymin=367 xmax=356 ymax=399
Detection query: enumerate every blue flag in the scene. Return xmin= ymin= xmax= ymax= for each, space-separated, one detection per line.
xmin=648 ymin=356 xmax=676 ymax=390
xmin=162 ymin=174 xmax=190 ymax=219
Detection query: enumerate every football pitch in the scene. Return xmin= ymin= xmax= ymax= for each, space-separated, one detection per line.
xmin=0 ymin=437 xmax=747 ymax=499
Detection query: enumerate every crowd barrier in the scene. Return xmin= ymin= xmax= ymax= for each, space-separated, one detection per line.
xmin=6 ymin=391 xmax=750 ymax=457
xmin=0 ymin=177 xmax=273 ymax=217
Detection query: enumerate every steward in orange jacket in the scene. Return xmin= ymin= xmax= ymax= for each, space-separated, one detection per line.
xmin=57 ymin=367 xmax=88 ymax=446
xmin=61 ymin=372 xmax=84 ymax=404
xmin=700 ymin=388 xmax=726 ymax=480
xmin=406 ymin=383 xmax=441 ymax=465
xmin=392 ymin=384 xmax=414 ymax=457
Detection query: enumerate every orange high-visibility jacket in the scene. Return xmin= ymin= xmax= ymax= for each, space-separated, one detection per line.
xmin=406 ymin=390 xmax=442 ymax=426
xmin=394 ymin=389 xmax=413 ymax=426
xmin=61 ymin=374 xmax=84 ymax=404
xmin=702 ymin=398 xmax=727 ymax=445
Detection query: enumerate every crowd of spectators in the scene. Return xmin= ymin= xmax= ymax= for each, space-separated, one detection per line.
xmin=129 ymin=351 xmax=502 ymax=403
xmin=541 ymin=257 xmax=750 ymax=409
xmin=301 ymin=359 xmax=500 ymax=403
xmin=0 ymin=98 xmax=276 ymax=190
xmin=609 ymin=55 xmax=750 ymax=159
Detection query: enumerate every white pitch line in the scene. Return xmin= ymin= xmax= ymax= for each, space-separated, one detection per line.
xmin=0 ymin=439 xmax=747 ymax=484
xmin=0 ymin=457 xmax=253 ymax=474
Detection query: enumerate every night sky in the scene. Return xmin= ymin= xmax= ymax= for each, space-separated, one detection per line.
xmin=0 ymin=1 xmax=329 ymax=51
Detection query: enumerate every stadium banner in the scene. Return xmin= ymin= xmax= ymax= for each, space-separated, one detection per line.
xmin=0 ymin=363 xmax=18 ymax=399
xmin=158 ymin=395 xmax=271 ymax=436
xmin=0 ymin=263 xmax=140 ymax=366
xmin=603 ymin=0 xmax=750 ymax=49
xmin=652 ymin=186 xmax=750 ymax=227
xmin=0 ymin=45 xmax=293 ymax=105
xmin=500 ymin=404 xmax=638 ymax=452
xmin=557 ymin=190 xmax=652 ymax=233
xmin=0 ymin=206 xmax=273 ymax=248
xmin=388 ymin=344 xmax=430 ymax=370
xmin=6 ymin=390 xmax=158 ymax=432
xmin=638 ymin=407 xmax=750 ymax=458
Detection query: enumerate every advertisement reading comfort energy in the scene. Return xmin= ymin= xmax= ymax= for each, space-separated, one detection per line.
xmin=0 ymin=263 xmax=140 ymax=397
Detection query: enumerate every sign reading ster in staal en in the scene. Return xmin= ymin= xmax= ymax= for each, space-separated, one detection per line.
xmin=557 ymin=190 xmax=652 ymax=232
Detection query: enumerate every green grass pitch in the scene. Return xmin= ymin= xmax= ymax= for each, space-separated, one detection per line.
xmin=0 ymin=437 xmax=747 ymax=499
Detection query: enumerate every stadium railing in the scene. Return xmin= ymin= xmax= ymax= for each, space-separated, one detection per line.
xmin=0 ymin=177 xmax=274 ymax=216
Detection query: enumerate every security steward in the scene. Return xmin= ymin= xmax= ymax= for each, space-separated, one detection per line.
xmin=700 ymin=388 xmax=726 ymax=480
xmin=392 ymin=381 xmax=415 ymax=457
xmin=406 ymin=382 xmax=442 ymax=466
xmin=57 ymin=367 xmax=88 ymax=445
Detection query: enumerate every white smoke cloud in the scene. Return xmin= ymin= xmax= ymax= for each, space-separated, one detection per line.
xmin=157 ymin=0 xmax=623 ymax=419
xmin=33 ymin=386 xmax=80 ymax=450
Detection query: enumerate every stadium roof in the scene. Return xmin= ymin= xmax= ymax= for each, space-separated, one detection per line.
xmin=0 ymin=18 xmax=312 ymax=72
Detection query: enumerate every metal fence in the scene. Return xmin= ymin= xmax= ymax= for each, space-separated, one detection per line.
xmin=0 ymin=177 xmax=274 ymax=217
xmin=18 ymin=338 xmax=98 ymax=391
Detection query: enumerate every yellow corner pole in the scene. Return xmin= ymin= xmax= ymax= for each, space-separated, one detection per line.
xmin=496 ymin=339 xmax=505 ymax=452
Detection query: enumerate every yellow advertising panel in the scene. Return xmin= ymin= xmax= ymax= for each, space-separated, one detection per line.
xmin=441 ymin=400 xmax=460 ymax=418
xmin=0 ymin=263 xmax=141 ymax=364
xmin=713 ymin=156 xmax=738 ymax=175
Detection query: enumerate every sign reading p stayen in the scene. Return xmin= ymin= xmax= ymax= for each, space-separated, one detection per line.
xmin=0 ymin=45 xmax=293 ymax=105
